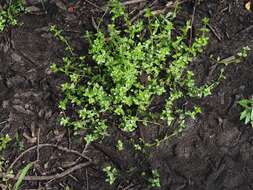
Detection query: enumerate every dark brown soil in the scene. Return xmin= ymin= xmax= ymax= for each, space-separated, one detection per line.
xmin=1 ymin=0 xmax=253 ymax=189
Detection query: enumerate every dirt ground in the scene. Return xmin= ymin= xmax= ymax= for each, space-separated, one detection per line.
xmin=0 ymin=0 xmax=253 ymax=189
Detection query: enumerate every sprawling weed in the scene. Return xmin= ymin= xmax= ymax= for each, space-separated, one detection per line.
xmin=50 ymin=0 xmax=224 ymax=186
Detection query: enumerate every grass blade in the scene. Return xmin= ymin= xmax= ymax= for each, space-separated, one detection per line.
xmin=14 ymin=162 xmax=33 ymax=190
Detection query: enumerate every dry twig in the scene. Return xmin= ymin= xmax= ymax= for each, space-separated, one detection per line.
xmin=8 ymin=143 xmax=91 ymax=170
xmin=36 ymin=127 xmax=41 ymax=161
xmin=1 ymin=162 xmax=93 ymax=181
xmin=122 ymin=0 xmax=146 ymax=5
xmin=189 ymin=0 xmax=197 ymax=46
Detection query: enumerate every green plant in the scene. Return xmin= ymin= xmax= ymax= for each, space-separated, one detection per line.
xmin=0 ymin=134 xmax=11 ymax=152
xmin=50 ymin=0 xmax=223 ymax=186
xmin=0 ymin=0 xmax=26 ymax=32
xmin=116 ymin=139 xmax=124 ymax=151
xmin=239 ymin=96 xmax=253 ymax=127
xmin=51 ymin=3 xmax=212 ymax=143
xmin=148 ymin=170 xmax=160 ymax=188
xmin=103 ymin=165 xmax=118 ymax=185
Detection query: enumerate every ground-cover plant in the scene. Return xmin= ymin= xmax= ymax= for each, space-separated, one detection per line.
xmin=50 ymin=0 xmax=224 ymax=186
xmin=239 ymin=96 xmax=253 ymax=127
xmin=0 ymin=0 xmax=26 ymax=32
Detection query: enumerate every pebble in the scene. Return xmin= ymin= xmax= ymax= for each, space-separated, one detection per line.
xmin=38 ymin=109 xmax=45 ymax=118
xmin=11 ymin=53 xmax=23 ymax=63
xmin=55 ymin=0 xmax=67 ymax=11
xmin=13 ymin=105 xmax=27 ymax=114
xmin=27 ymin=6 xmax=41 ymax=12
xmin=2 ymin=100 xmax=9 ymax=109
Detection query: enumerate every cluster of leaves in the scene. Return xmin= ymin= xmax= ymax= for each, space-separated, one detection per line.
xmin=50 ymin=0 xmax=222 ymax=187
xmin=0 ymin=134 xmax=11 ymax=152
xmin=147 ymin=170 xmax=160 ymax=188
xmin=51 ymin=2 xmax=212 ymax=143
xmin=0 ymin=0 xmax=26 ymax=32
xmin=239 ymin=97 xmax=253 ymax=127
xmin=103 ymin=165 xmax=118 ymax=185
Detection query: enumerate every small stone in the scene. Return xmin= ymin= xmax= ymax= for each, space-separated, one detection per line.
xmin=11 ymin=53 xmax=22 ymax=63
xmin=55 ymin=0 xmax=67 ymax=10
xmin=2 ymin=100 xmax=9 ymax=109
xmin=13 ymin=105 xmax=27 ymax=114
xmin=27 ymin=6 xmax=41 ymax=12
xmin=38 ymin=109 xmax=45 ymax=118
xmin=8 ymin=112 xmax=15 ymax=122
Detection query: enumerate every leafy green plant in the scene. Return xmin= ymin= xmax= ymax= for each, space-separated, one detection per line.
xmin=0 ymin=134 xmax=11 ymax=152
xmin=0 ymin=0 xmax=26 ymax=32
xmin=116 ymin=139 xmax=124 ymax=151
xmin=103 ymin=165 xmax=118 ymax=185
xmin=50 ymin=3 xmax=213 ymax=144
xmin=148 ymin=170 xmax=160 ymax=188
xmin=50 ymin=0 xmax=224 ymax=186
xmin=239 ymin=97 xmax=253 ymax=127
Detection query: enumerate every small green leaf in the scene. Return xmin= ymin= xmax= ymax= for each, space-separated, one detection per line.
xmin=240 ymin=110 xmax=248 ymax=120
xmin=245 ymin=114 xmax=250 ymax=124
xmin=14 ymin=162 xmax=33 ymax=190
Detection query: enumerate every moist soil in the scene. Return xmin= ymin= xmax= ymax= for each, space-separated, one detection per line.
xmin=1 ymin=0 xmax=253 ymax=189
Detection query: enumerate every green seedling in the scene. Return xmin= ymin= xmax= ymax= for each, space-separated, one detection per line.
xmin=0 ymin=134 xmax=11 ymax=152
xmin=239 ymin=96 xmax=253 ymax=127
xmin=148 ymin=170 xmax=161 ymax=188
xmin=103 ymin=165 xmax=118 ymax=185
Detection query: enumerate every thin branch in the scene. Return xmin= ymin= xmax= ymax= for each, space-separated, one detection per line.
xmin=207 ymin=24 xmax=222 ymax=41
xmin=122 ymin=0 xmax=146 ymax=5
xmin=84 ymin=0 xmax=105 ymax=11
xmin=0 ymin=121 xmax=7 ymax=125
xmin=137 ymin=120 xmax=164 ymax=127
xmin=9 ymin=144 xmax=91 ymax=170
xmin=1 ymin=162 xmax=93 ymax=181
xmin=189 ymin=0 xmax=197 ymax=46
xmin=36 ymin=128 xmax=41 ymax=162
